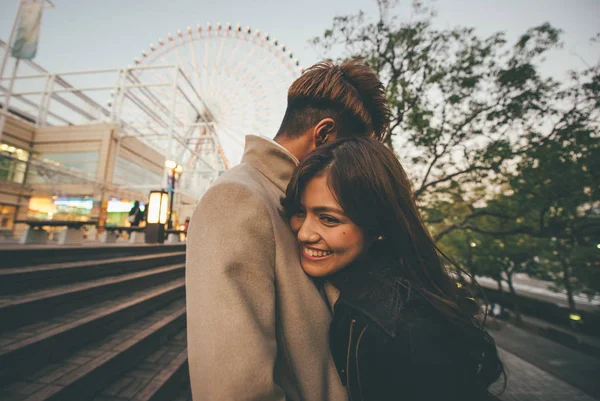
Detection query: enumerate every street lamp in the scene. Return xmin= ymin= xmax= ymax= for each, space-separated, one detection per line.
xmin=145 ymin=189 xmax=169 ymax=243
xmin=165 ymin=160 xmax=183 ymax=229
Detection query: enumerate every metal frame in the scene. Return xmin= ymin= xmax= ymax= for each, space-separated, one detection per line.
xmin=0 ymin=40 xmax=226 ymax=200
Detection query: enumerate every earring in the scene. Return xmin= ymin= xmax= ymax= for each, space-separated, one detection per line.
xmin=377 ymin=236 xmax=384 ymax=241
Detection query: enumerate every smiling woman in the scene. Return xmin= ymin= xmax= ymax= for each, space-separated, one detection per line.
xmin=281 ymin=137 xmax=505 ymax=401
xmin=289 ymin=174 xmax=365 ymax=277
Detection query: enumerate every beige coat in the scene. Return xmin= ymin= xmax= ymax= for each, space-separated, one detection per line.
xmin=186 ymin=135 xmax=348 ymax=401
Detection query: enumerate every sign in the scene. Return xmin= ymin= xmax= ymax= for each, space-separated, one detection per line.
xmin=11 ymin=1 xmax=44 ymax=60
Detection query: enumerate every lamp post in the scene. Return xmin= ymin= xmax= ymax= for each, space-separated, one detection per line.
xmin=165 ymin=160 xmax=183 ymax=229
xmin=145 ymin=189 xmax=169 ymax=243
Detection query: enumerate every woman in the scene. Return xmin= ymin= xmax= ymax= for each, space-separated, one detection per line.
xmin=282 ymin=137 xmax=505 ymax=401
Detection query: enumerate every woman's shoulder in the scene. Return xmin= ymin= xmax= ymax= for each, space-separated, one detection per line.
xmin=334 ymin=294 xmax=460 ymax=356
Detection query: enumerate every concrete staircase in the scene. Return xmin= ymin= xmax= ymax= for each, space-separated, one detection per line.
xmin=0 ymin=245 xmax=191 ymax=401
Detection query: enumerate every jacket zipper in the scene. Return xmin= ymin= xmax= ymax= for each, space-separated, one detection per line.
xmin=355 ymin=326 xmax=367 ymax=401
xmin=346 ymin=319 xmax=355 ymax=401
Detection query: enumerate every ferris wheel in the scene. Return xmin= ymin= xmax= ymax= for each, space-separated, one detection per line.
xmin=132 ymin=22 xmax=302 ymax=168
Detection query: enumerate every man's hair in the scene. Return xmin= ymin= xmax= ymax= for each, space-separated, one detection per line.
xmin=275 ymin=59 xmax=391 ymax=142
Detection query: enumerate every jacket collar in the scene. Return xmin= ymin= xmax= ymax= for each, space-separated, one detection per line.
xmin=240 ymin=135 xmax=299 ymax=193
xmin=335 ymin=281 xmax=408 ymax=339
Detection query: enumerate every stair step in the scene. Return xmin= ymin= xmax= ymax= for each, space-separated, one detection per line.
xmin=0 ymin=279 xmax=185 ymax=385
xmin=92 ymin=328 xmax=188 ymax=401
xmin=0 ymin=264 xmax=184 ymax=331
xmin=0 ymin=252 xmax=186 ymax=294
xmin=0 ymin=300 xmax=186 ymax=401
xmin=0 ymin=244 xmax=186 ymax=269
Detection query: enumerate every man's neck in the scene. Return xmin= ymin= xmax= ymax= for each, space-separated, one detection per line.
xmin=274 ymin=134 xmax=310 ymax=162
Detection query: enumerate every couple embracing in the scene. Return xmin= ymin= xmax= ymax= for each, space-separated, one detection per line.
xmin=185 ymin=60 xmax=504 ymax=401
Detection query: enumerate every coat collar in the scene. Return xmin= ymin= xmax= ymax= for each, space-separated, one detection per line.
xmin=240 ymin=135 xmax=299 ymax=194
xmin=337 ymin=290 xmax=402 ymax=339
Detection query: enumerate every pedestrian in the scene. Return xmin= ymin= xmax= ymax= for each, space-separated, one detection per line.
xmin=282 ymin=137 xmax=506 ymax=401
xmin=185 ymin=59 xmax=391 ymax=400
xmin=127 ymin=201 xmax=143 ymax=227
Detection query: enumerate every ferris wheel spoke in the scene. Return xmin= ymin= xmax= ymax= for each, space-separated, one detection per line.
xmin=212 ymin=32 xmax=265 ymax=98
xmin=214 ymin=30 xmax=243 ymax=95
xmin=216 ymin=84 xmax=259 ymax=113
xmin=215 ymin=124 xmax=246 ymax=148
xmin=220 ymin=52 xmax=266 ymax=94
xmin=221 ymin=54 xmax=285 ymax=99
xmin=185 ymin=35 xmax=201 ymax=92
xmin=166 ymin=32 xmax=191 ymax=82
xmin=242 ymin=79 xmax=290 ymax=101
xmin=201 ymin=28 xmax=211 ymax=97
xmin=220 ymin=69 xmax=291 ymax=104
xmin=225 ymin=74 xmax=287 ymax=104
xmin=206 ymin=28 xmax=228 ymax=100
xmin=187 ymin=31 xmax=203 ymax=94
xmin=217 ymin=71 xmax=258 ymax=101
xmin=217 ymin=77 xmax=262 ymax=109
xmin=209 ymin=33 xmax=260 ymax=101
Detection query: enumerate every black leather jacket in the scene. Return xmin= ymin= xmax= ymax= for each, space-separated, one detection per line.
xmin=329 ymin=289 xmax=494 ymax=401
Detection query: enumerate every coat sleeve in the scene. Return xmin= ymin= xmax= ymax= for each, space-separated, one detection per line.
xmin=186 ymin=181 xmax=285 ymax=401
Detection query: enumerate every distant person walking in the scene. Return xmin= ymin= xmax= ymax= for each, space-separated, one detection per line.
xmin=128 ymin=201 xmax=143 ymax=227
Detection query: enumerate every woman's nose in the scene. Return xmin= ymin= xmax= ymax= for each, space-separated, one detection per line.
xmin=297 ymin=220 xmax=320 ymax=243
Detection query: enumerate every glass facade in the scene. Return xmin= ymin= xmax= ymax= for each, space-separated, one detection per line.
xmin=0 ymin=143 xmax=29 ymax=184
xmin=39 ymin=151 xmax=98 ymax=177
xmin=113 ymin=156 xmax=161 ymax=187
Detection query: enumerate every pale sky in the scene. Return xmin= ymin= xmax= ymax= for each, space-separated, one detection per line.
xmin=1 ymin=0 xmax=598 ymax=165
xmin=1 ymin=0 xmax=598 ymax=77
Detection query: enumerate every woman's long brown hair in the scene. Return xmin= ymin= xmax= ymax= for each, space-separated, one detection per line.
xmin=282 ymin=137 xmax=506 ymax=398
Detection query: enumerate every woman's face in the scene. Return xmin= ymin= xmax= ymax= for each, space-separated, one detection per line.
xmin=290 ymin=174 xmax=366 ymax=277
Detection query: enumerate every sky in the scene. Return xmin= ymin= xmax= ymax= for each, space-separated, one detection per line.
xmin=1 ymin=0 xmax=598 ymax=165
xmin=1 ymin=0 xmax=599 ymax=77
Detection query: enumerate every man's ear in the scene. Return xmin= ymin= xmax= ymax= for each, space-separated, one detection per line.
xmin=313 ymin=118 xmax=336 ymax=147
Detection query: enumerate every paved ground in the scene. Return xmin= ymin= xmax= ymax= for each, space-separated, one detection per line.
xmin=489 ymin=321 xmax=600 ymax=401
xmin=494 ymin=348 xmax=597 ymax=401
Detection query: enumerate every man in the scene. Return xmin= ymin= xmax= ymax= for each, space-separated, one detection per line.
xmin=186 ymin=59 xmax=391 ymax=401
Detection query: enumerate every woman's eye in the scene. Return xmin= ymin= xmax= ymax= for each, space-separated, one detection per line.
xmin=293 ymin=211 xmax=306 ymax=218
xmin=320 ymin=215 xmax=340 ymax=224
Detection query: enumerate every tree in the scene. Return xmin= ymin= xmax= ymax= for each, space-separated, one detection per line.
xmin=312 ymin=0 xmax=561 ymax=218
xmin=439 ymin=210 xmax=544 ymax=323
xmin=313 ymin=0 xmax=600 ymax=309
xmin=461 ymin=60 xmax=600 ymax=310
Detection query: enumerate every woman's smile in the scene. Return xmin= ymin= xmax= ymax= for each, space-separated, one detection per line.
xmin=302 ymin=245 xmax=333 ymax=260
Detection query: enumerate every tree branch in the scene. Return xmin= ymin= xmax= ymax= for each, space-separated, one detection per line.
xmin=415 ymin=165 xmax=489 ymax=197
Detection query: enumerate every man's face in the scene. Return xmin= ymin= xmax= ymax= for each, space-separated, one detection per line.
xmin=290 ymin=174 xmax=365 ymax=277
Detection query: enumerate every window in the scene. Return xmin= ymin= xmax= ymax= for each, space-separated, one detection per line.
xmin=0 ymin=143 xmax=29 ymax=184
xmin=0 ymin=204 xmax=16 ymax=230
xmin=39 ymin=152 xmax=99 ymax=177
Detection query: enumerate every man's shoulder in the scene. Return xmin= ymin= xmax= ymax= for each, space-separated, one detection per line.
xmin=195 ymin=163 xmax=280 ymax=220
xmin=205 ymin=163 xmax=266 ymax=198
